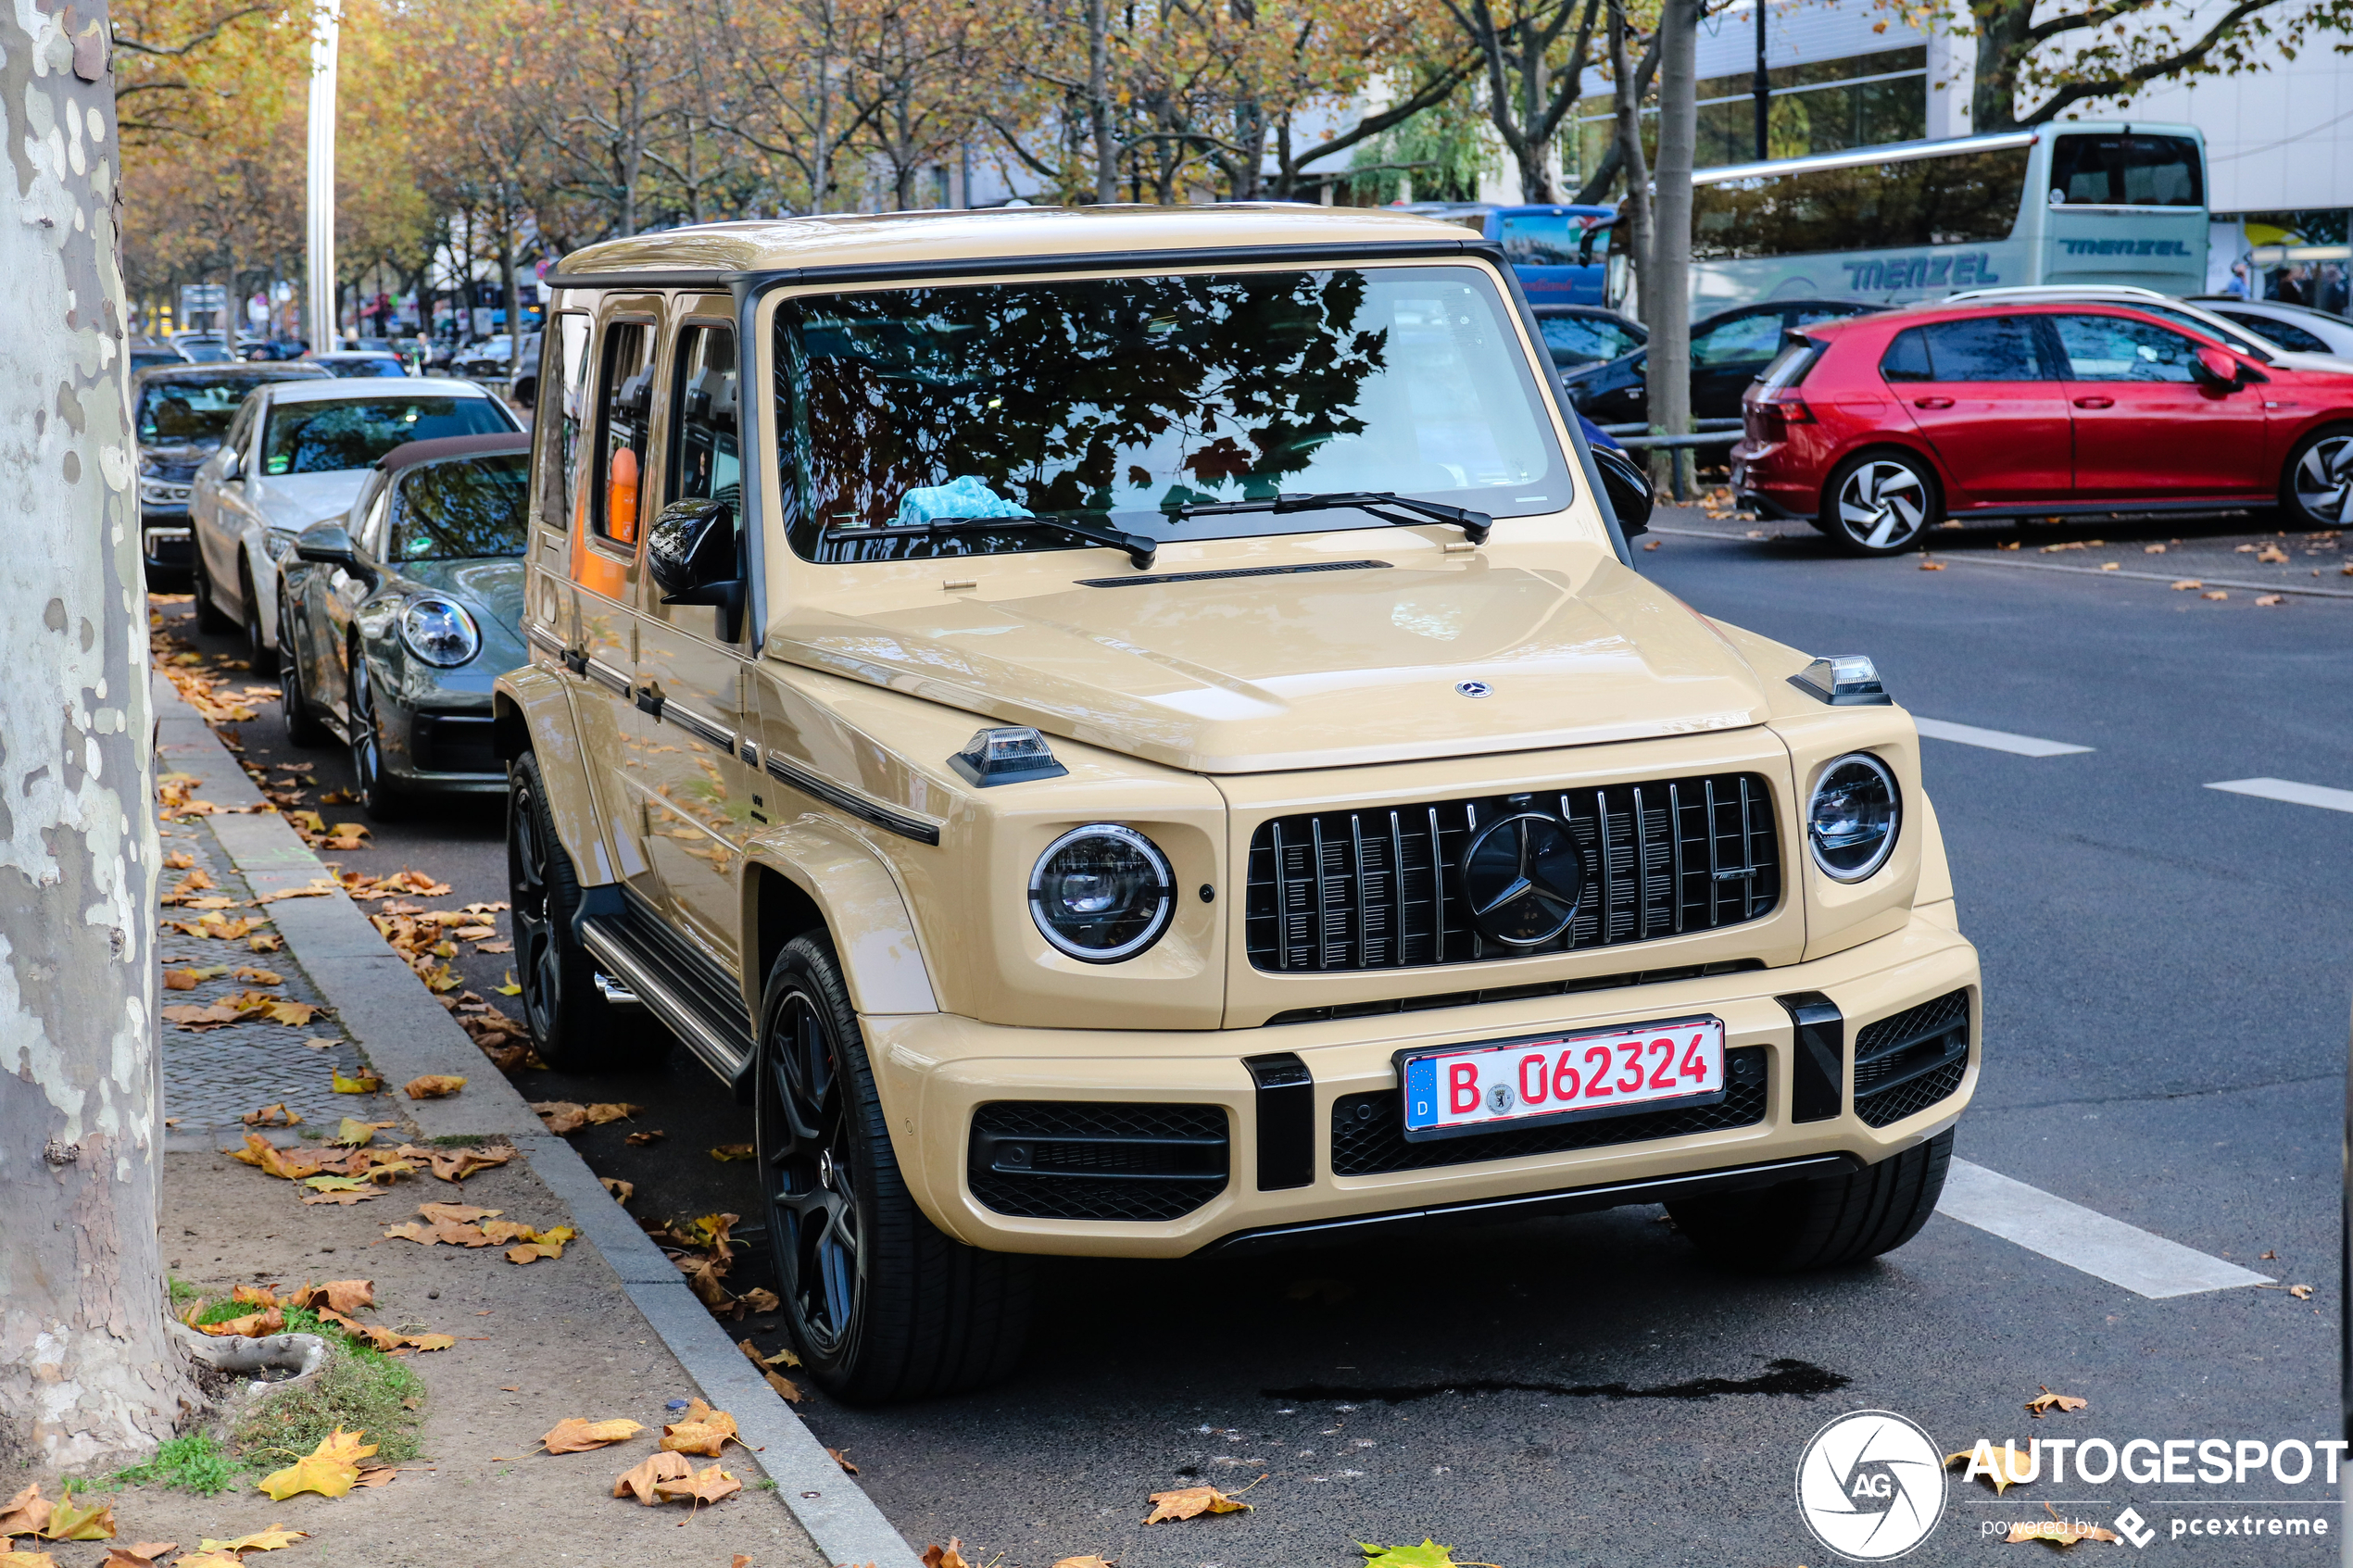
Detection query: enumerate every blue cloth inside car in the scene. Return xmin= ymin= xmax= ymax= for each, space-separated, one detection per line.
xmin=894 ymin=474 xmax=1032 ymax=525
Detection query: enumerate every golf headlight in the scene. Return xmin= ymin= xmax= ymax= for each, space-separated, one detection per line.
xmin=398 ymin=596 xmax=481 ymax=667
xmin=1028 ymin=824 xmax=1175 ymax=963
xmin=1807 ymin=753 xmax=1900 ymax=882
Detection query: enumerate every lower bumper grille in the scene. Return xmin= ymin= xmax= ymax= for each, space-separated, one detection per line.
xmin=1331 ymin=1045 xmax=1768 ymax=1176
xmin=968 ymin=1101 xmax=1229 ymax=1222
xmin=411 ymin=712 xmax=498 ymax=775
xmin=1853 ymin=988 xmax=1969 ymax=1127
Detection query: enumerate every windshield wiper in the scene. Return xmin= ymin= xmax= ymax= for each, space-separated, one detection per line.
xmin=820 ymin=514 xmax=1157 ymax=569
xmin=1164 ymin=491 xmax=1492 ymax=546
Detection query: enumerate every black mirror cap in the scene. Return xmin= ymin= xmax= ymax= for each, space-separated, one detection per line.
xmin=294 ymin=521 xmax=359 ymax=566
xmin=648 ymin=498 xmax=746 ymax=641
xmin=1592 ymin=443 xmax=1655 ymax=536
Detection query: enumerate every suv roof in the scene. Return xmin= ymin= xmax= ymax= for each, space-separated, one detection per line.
xmin=554 ymin=206 xmax=1490 ymax=285
xmin=266 ymin=375 xmax=491 ymax=406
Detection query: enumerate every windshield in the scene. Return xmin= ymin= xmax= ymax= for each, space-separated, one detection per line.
xmin=776 ymin=265 xmax=1569 ymax=563
xmin=259 ymin=397 xmax=511 ymax=474
xmin=136 ymin=378 xmax=274 ymax=445
xmin=389 ymin=454 xmax=529 ymax=561
xmin=322 ymin=357 xmax=409 ymax=379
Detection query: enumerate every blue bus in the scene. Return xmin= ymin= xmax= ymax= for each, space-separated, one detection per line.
xmin=1395 ymin=202 xmax=1618 ymax=305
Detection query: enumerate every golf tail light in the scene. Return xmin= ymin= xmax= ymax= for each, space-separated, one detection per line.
xmin=1807 ymin=753 xmax=1901 ymax=882
xmin=399 ymin=596 xmax=481 ymax=667
xmin=1029 ymin=824 xmax=1174 ymax=963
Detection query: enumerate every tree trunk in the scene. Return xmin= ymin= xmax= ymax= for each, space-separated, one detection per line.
xmin=1087 ymin=0 xmax=1116 ymax=203
xmin=1647 ymin=0 xmax=1697 ymax=498
xmin=499 ymin=206 xmax=522 ymax=356
xmin=0 ymin=0 xmax=193 ymax=1474
xmin=1969 ymin=0 xmax=2030 ymax=132
xmin=1609 ymin=0 xmax=1653 ymax=326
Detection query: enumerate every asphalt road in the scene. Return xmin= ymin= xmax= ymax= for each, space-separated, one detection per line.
xmin=157 ymin=508 xmax=2349 ymax=1565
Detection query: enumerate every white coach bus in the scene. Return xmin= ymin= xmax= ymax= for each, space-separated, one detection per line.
xmin=1612 ymin=122 xmax=2209 ymax=313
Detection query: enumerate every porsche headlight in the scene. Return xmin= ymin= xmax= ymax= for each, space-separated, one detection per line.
xmin=398 ymin=596 xmax=481 ymax=667
xmin=1028 ymin=824 xmax=1175 ymax=963
xmin=1807 ymin=753 xmax=1900 ymax=882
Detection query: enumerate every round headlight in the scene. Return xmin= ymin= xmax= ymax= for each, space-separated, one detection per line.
xmin=399 ymin=596 xmax=481 ymax=667
xmin=1028 ymin=824 xmax=1175 ymax=963
xmin=1807 ymin=752 xmax=1901 ymax=882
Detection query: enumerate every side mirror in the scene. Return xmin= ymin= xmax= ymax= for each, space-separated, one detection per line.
xmin=218 ymin=448 xmax=242 ymax=482
xmin=647 ymin=498 xmax=745 ymax=642
xmin=2194 ymin=346 xmax=2242 ymax=388
xmin=1592 ymin=443 xmax=1655 ymax=538
xmin=293 ymin=521 xmax=371 ymax=583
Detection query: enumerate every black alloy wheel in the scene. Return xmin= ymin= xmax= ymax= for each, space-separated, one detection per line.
xmin=277 ymin=596 xmax=326 ymax=745
xmin=505 ymin=751 xmax=625 ymax=1071
xmin=240 ymin=564 xmax=278 ymax=675
xmin=345 ymin=649 xmax=407 ymax=820
xmin=755 ymin=934 xmax=1032 ymax=1403
xmin=191 ymin=546 xmax=233 ymax=633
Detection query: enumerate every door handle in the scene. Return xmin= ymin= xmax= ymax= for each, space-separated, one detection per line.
xmin=2072 ymin=396 xmax=2114 ymax=409
xmin=1912 ymin=397 xmax=1954 ymax=409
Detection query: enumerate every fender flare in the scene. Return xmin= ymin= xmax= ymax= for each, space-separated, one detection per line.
xmin=492 ymin=667 xmax=614 ymax=885
xmin=740 ymin=822 xmax=938 ymax=1019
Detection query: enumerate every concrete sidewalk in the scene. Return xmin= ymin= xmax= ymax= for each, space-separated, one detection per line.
xmin=144 ymin=673 xmax=921 ymax=1568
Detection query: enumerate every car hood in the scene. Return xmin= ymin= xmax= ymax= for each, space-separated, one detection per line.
xmin=141 ymin=441 xmax=218 ymax=475
xmin=769 ymin=557 xmax=1773 ymax=774
xmin=396 ymin=558 xmax=526 ymax=642
xmin=252 ymin=471 xmax=371 ymax=532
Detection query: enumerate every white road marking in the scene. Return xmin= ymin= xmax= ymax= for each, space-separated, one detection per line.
xmin=1936 ymin=1159 xmax=2273 ymax=1299
xmin=2206 ymin=777 xmax=2353 ymax=815
xmin=1914 ymin=718 xmax=2094 ymax=757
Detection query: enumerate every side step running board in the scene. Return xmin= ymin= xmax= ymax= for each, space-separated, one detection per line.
xmin=578 ymin=913 xmax=756 ymax=1098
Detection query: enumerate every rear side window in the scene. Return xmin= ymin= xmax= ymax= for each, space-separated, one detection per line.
xmin=593 ymin=321 xmax=655 ymax=546
xmin=1878 ymin=316 xmax=2045 ymax=382
xmin=2047 ymin=134 xmax=2203 ymax=208
xmin=539 ymin=311 xmax=590 ymax=535
xmin=1692 ymin=312 xmax=1785 ymax=369
xmin=2052 ymin=314 xmax=2201 ymax=383
xmin=2216 ymin=309 xmax=2329 ymax=355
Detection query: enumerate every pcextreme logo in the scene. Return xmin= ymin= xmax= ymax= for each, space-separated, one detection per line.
xmin=1795 ymin=1410 xmax=1948 ymax=1561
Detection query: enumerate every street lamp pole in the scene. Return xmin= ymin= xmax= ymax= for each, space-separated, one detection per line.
xmin=1752 ymin=0 xmax=1769 ymax=161
xmin=305 ymin=0 xmax=343 ymax=350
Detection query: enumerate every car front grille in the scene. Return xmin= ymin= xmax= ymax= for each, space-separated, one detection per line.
xmin=1245 ymin=773 xmax=1780 ymax=973
xmin=967 ymin=1101 xmax=1229 ymax=1222
xmin=1853 ymin=988 xmax=1970 ymax=1127
xmin=1330 ymin=1045 xmax=1768 ymax=1176
xmin=411 ymin=712 xmax=498 ymax=775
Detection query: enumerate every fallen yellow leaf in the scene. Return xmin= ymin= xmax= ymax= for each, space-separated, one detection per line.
xmin=291 ymin=1280 xmax=374 ymax=1313
xmin=612 ymin=1450 xmax=693 ymax=1506
xmin=331 ymin=1068 xmax=384 ymax=1094
xmin=257 ymin=1428 xmax=376 ymax=1500
xmin=0 ymin=1483 xmax=51 ymax=1537
xmin=650 ymin=1464 xmax=740 ymax=1508
xmin=2024 ymin=1386 xmax=2087 ymax=1417
xmin=1947 ymin=1441 xmax=2036 ymax=1495
xmin=404 ymin=1074 xmax=467 ymax=1099
xmin=541 ymin=1417 xmax=645 ymax=1454
xmin=99 ymin=1543 xmax=175 ymax=1568
xmin=1144 ymin=1481 xmax=1254 ymax=1523
xmin=196 ymin=1525 xmax=306 ymax=1552
xmin=709 ymin=1143 xmax=755 ymax=1161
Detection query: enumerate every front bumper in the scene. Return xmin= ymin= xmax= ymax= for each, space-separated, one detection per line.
xmin=866 ymin=906 xmax=1979 ymax=1257
xmin=142 ymin=519 xmax=194 ymax=570
xmin=379 ymin=694 xmax=506 ymax=794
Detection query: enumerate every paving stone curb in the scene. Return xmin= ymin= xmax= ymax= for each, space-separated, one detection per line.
xmin=152 ymin=673 xmax=923 ymax=1568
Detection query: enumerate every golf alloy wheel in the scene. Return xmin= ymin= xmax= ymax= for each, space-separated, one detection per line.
xmin=2288 ymin=430 xmax=2353 ymax=527
xmin=1828 ymin=455 xmax=1937 ymax=556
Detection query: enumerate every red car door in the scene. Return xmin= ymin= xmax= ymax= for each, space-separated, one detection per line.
xmin=1878 ymin=315 xmax=2072 ymax=503
xmin=2046 ymin=312 xmax=2268 ymax=499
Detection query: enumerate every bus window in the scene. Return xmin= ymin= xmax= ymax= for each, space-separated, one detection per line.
xmin=1692 ymin=145 xmax=2030 ymax=260
xmin=1499 ymin=213 xmax=1605 ymax=267
xmin=2047 ymin=134 xmax=2203 ymax=208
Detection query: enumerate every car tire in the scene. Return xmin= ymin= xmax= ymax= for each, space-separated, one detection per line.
xmin=2280 ymin=423 xmax=2353 ymax=529
xmin=240 ymin=564 xmax=278 ymax=676
xmin=506 ymin=751 xmax=630 ymax=1073
xmin=346 ymin=651 xmax=409 ymax=820
xmin=1667 ymin=1128 xmax=1952 ymax=1273
xmin=278 ymin=596 xmax=328 ymax=746
xmin=756 ymin=932 xmax=1033 ymax=1404
xmin=1821 ymin=449 xmax=1942 ymax=557
xmin=191 ymin=547 xmax=234 ymax=633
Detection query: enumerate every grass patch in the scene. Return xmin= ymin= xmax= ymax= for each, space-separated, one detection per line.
xmin=111 ymin=1434 xmax=248 ymax=1495
xmin=168 ymin=1275 xmax=201 ymax=1307
xmin=235 ymin=1343 xmax=426 ymax=1466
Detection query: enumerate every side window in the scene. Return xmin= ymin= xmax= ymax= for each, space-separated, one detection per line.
xmin=538 ymin=310 xmax=590 ymax=535
xmin=2218 ymin=310 xmax=2329 ymax=355
xmin=223 ymin=396 xmax=259 ymax=458
xmin=2053 ymin=315 xmax=2201 ymax=383
xmin=1880 ymin=327 xmax=1932 ymax=383
xmin=667 ymin=323 xmax=740 ymax=511
xmin=1915 ymin=316 xmax=2046 ymax=381
xmin=592 ymin=321 xmax=655 ymax=546
xmin=1691 ymin=312 xmax=1783 ymax=368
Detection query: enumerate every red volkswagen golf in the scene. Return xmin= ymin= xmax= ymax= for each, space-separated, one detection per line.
xmin=1730 ymin=299 xmax=2353 ymax=555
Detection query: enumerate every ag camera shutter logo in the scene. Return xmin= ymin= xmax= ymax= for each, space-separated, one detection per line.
xmin=1795 ymin=1410 xmax=1946 ymax=1560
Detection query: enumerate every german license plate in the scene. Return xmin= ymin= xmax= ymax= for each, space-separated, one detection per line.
xmin=1399 ymin=1015 xmax=1726 ymax=1141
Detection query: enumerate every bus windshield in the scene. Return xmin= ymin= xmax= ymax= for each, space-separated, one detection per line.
xmin=2046 ymin=133 xmax=2202 ymax=207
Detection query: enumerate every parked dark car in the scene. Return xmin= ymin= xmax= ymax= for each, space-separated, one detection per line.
xmin=276 ymin=433 xmax=532 ymax=815
xmin=508 ymin=331 xmax=543 ymax=410
xmin=1531 ymin=304 xmax=1645 ymax=371
xmin=453 ymin=335 xmax=514 ymax=380
xmin=1558 ymin=299 xmax=1881 ymax=425
xmin=1730 ymin=298 xmax=2353 ymax=554
xmin=132 ymin=361 xmax=331 ymax=586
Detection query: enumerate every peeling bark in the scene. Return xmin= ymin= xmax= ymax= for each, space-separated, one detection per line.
xmin=0 ymin=0 xmax=193 ymax=1474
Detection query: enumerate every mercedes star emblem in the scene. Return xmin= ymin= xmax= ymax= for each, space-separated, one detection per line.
xmin=1460 ymin=811 xmax=1583 ymax=947
xmin=1456 ymin=680 xmax=1493 ymax=698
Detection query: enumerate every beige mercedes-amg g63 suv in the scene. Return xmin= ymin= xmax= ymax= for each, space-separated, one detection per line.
xmin=496 ymin=205 xmax=1979 ymax=1403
